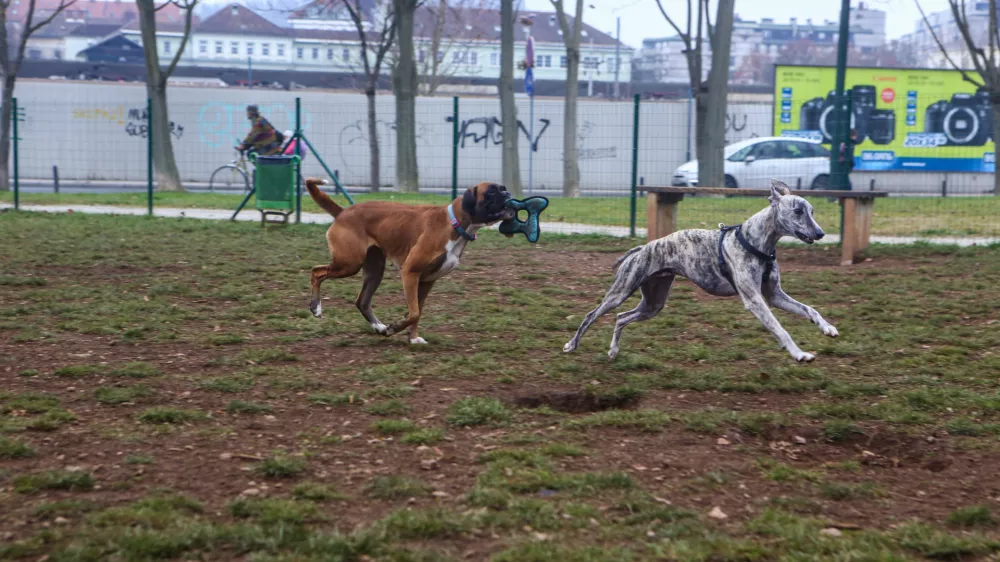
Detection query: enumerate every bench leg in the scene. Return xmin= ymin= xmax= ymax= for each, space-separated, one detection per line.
xmin=646 ymin=193 xmax=682 ymax=242
xmin=840 ymin=198 xmax=875 ymax=265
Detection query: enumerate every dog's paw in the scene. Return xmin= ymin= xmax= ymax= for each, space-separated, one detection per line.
xmin=310 ymin=302 xmax=322 ymax=318
xmin=409 ymin=337 xmax=428 ymax=345
xmin=792 ymin=351 xmax=816 ymax=363
xmin=607 ymin=347 xmax=619 ymax=361
xmin=563 ymin=341 xmax=577 ymax=353
xmin=371 ymin=322 xmax=389 ymax=335
xmin=822 ymin=324 xmax=839 ymax=338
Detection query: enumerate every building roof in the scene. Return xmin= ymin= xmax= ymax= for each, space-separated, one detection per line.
xmin=196 ymin=4 xmax=289 ymax=36
xmin=410 ymin=8 xmax=624 ymax=48
xmin=67 ymin=22 xmax=123 ymax=38
xmin=291 ymin=0 xmax=376 ymax=23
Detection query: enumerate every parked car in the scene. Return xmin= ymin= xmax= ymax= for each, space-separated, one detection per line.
xmin=672 ymin=136 xmax=832 ymax=189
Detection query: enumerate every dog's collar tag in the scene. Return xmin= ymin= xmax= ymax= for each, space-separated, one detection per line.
xmin=447 ymin=203 xmax=476 ymax=242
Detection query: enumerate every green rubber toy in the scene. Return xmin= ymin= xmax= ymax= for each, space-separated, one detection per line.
xmin=499 ymin=197 xmax=550 ymax=243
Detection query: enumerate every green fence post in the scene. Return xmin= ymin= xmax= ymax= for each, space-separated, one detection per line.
xmin=451 ymin=96 xmax=459 ymax=200
xmin=12 ymin=97 xmax=19 ymax=211
xmin=629 ymin=93 xmax=640 ymax=238
xmin=295 ymin=97 xmax=302 ymax=224
xmin=146 ymin=98 xmax=154 ymax=216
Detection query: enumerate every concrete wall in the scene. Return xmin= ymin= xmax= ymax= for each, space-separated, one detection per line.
xmin=12 ymin=80 xmax=992 ymax=193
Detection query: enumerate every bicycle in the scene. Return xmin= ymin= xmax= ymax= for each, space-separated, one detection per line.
xmin=209 ymin=144 xmax=253 ymax=193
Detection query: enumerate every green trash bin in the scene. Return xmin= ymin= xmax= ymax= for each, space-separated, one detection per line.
xmin=253 ymin=154 xmax=300 ymax=225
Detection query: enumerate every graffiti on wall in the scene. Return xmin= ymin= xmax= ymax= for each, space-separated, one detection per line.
xmin=446 ymin=115 xmax=551 ymax=152
xmin=577 ymin=121 xmax=617 ymax=161
xmin=197 ymin=102 xmax=311 ymax=148
xmin=337 ymin=119 xmax=431 ymax=177
xmin=72 ymin=106 xmax=183 ymax=139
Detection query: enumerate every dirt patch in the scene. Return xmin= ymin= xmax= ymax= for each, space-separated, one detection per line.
xmin=510 ymin=389 xmax=643 ymax=413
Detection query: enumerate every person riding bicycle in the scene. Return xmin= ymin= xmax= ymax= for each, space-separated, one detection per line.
xmin=235 ymin=105 xmax=283 ymax=157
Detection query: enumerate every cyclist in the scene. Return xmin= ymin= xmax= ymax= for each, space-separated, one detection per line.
xmin=235 ymin=105 xmax=283 ymax=156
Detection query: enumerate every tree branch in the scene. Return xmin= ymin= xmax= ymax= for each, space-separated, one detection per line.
xmin=914 ymin=0 xmax=983 ymax=87
xmin=654 ymin=0 xmax=691 ymax=51
xmin=25 ymin=0 xmax=78 ymax=35
xmin=162 ymin=0 xmax=197 ymax=82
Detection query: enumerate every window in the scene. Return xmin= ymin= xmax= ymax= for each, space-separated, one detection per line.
xmin=297 ymin=47 xmax=304 ymax=59
xmin=312 ymin=47 xmax=319 ymax=59
xmin=199 ymin=40 xmax=207 ymax=54
xmin=754 ymin=141 xmax=780 ymax=160
xmin=469 ymin=51 xmax=477 ymax=65
xmin=452 ymin=50 xmax=466 ymax=63
xmin=727 ymin=144 xmax=756 ymax=162
xmin=247 ymin=42 xmax=254 ymax=56
xmin=437 ymin=50 xmax=444 ymax=62
xmin=560 ymin=55 xmax=567 ymax=68
xmin=262 ymin=43 xmax=270 ymax=56
xmin=164 ymin=40 xmax=172 ymax=54
xmin=419 ymin=50 xmax=426 ymax=63
xmin=277 ymin=44 xmax=285 ymax=57
xmin=343 ymin=48 xmax=350 ymax=62
xmin=489 ymin=51 xmax=498 ymax=66
xmin=535 ymin=54 xmax=551 ymax=67
xmin=231 ymin=41 xmax=239 ymax=55
xmin=327 ymin=48 xmax=334 ymax=60
xmin=805 ymin=143 xmax=830 ymax=158
xmin=54 ymin=49 xmax=62 ymax=59
xmin=216 ymin=41 xmax=223 ymax=55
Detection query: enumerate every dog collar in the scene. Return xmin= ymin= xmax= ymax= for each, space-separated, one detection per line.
xmin=718 ymin=223 xmax=775 ymax=289
xmin=447 ymin=203 xmax=476 ymax=242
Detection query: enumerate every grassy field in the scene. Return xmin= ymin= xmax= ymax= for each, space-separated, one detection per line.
xmin=2 ymin=212 xmax=1000 ymax=561
xmin=3 ymin=189 xmax=1000 ymax=237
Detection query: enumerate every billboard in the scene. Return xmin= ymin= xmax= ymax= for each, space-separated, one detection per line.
xmin=773 ymin=65 xmax=995 ymax=172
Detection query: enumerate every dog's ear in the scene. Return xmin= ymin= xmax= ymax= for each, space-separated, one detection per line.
xmin=769 ymin=178 xmax=790 ymax=206
xmin=462 ymin=186 xmax=478 ymax=217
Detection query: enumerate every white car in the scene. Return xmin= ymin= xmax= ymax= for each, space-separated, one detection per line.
xmin=672 ymin=136 xmax=832 ymax=189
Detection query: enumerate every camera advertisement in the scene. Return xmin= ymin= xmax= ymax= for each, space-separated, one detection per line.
xmin=773 ymin=65 xmax=996 ymax=172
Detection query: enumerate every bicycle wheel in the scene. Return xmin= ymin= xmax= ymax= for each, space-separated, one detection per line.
xmin=209 ymin=165 xmax=250 ymax=193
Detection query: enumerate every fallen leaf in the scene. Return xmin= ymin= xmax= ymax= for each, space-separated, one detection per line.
xmin=708 ymin=507 xmax=728 ymax=520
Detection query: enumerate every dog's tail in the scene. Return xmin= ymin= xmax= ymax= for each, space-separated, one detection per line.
xmin=613 ymin=245 xmax=645 ymax=272
xmin=305 ymin=178 xmax=343 ymax=218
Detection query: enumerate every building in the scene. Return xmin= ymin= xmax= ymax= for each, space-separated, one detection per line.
xmin=24 ymin=1 xmax=630 ymax=92
xmin=635 ymin=3 xmax=886 ymax=86
xmin=899 ymin=0 xmax=993 ymax=69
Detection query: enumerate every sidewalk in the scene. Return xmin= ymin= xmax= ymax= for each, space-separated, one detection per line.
xmin=2 ymin=202 xmax=999 ymax=247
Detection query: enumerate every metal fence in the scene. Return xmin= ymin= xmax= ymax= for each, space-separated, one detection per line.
xmin=4 ymin=79 xmax=1000 ymax=241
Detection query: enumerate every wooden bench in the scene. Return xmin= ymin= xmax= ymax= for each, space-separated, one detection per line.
xmin=638 ymin=186 xmax=888 ymax=266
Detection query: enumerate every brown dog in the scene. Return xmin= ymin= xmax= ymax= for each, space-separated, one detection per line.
xmin=305 ymin=178 xmax=512 ymax=344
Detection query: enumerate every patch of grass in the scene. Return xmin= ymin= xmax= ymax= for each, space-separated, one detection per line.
xmin=226 ymin=400 xmax=272 ymax=414
xmin=53 ymin=364 xmax=103 ymax=378
xmin=480 ymin=464 xmax=635 ymax=496
xmin=365 ymin=386 xmax=416 ymax=399
xmin=229 ymin=497 xmax=321 ymax=525
xmin=18 ymin=369 xmax=38 ymax=377
xmin=110 ymin=362 xmax=162 ymax=378
xmin=0 ymin=275 xmax=46 ymax=286
xmin=894 ymin=522 xmax=1000 ymax=558
xmin=199 ymin=375 xmax=255 ymax=393
xmin=401 ymin=428 xmax=445 ymax=445
xmin=253 ymin=454 xmax=307 ymax=479
xmin=32 ymin=499 xmax=101 ymax=519
xmin=308 ymin=392 xmax=364 ymax=407
xmin=378 ymin=508 xmax=469 ymax=540
xmin=372 ymin=419 xmax=417 ymax=435
xmin=293 ymin=482 xmax=343 ymax=501
xmin=493 ymin=543 xmax=635 ymax=562
xmin=948 ymin=505 xmax=996 ymax=527
xmin=239 ymin=348 xmax=300 ymax=364
xmin=366 ymin=399 xmax=412 ymax=417
xmin=823 ymin=420 xmax=863 ymax=442
xmin=758 ymin=459 xmax=822 ymax=483
xmin=0 ymin=436 xmax=35 ymax=459
xmin=204 ymin=333 xmax=246 ymax=346
xmin=125 ymin=455 xmax=153 ymax=465
xmin=819 ymin=481 xmax=883 ymax=501
xmin=94 ymin=385 xmax=153 ymax=405
xmin=14 ymin=470 xmax=93 ymax=493
xmin=137 ymin=407 xmax=206 ymax=424
xmin=446 ymin=397 xmax=511 ymax=426
xmin=365 ymin=475 xmax=432 ymax=499
xmin=564 ymin=409 xmax=669 ymax=433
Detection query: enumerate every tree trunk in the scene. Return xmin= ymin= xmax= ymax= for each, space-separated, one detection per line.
xmin=148 ymin=81 xmax=184 ymax=191
xmin=499 ymin=0 xmax=522 ymax=196
xmin=698 ymin=0 xmax=734 ymax=188
xmin=393 ymin=0 xmax=419 ymax=193
xmin=0 ymin=77 xmax=13 ymax=191
xmin=562 ymin=46 xmax=581 ymax=197
xmin=366 ymin=86 xmax=380 ymax=192
xmin=993 ymin=99 xmax=1000 ymax=195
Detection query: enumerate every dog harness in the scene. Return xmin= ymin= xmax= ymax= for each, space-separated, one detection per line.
xmin=447 ymin=203 xmax=476 ymax=241
xmin=718 ymin=223 xmax=776 ymax=290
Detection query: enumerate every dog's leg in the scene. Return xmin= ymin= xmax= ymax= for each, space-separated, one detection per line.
xmin=383 ymin=271 xmax=424 ymax=343
xmin=608 ymin=274 xmax=674 ymax=360
xmin=738 ymin=288 xmax=814 ymax=363
xmin=404 ymin=280 xmax=436 ymax=344
xmin=355 ymin=248 xmax=388 ymax=334
xmin=765 ymin=274 xmax=838 ymax=338
xmin=310 ymin=259 xmax=364 ymax=318
xmin=564 ymin=268 xmax=645 ymax=353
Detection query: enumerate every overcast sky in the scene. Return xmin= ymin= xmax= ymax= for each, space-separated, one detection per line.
xmin=518 ymin=0 xmax=957 ymax=49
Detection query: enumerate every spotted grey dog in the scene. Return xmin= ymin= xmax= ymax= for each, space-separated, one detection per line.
xmin=563 ymin=179 xmax=838 ymax=363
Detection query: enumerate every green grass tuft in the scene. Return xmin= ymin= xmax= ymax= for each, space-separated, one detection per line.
xmin=446 ymin=397 xmax=511 ymax=426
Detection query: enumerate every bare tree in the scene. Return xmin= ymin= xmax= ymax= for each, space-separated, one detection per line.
xmin=917 ymin=0 xmax=1000 ymax=194
xmin=343 ymin=0 xmax=396 ymax=192
xmin=136 ymin=0 xmax=197 ymax=192
xmin=498 ymin=0 xmax=522 ymax=195
xmin=550 ymin=0 xmax=582 ymax=197
xmin=393 ymin=0 xmax=419 ymax=192
xmin=0 ymin=0 xmax=77 ymax=190
xmin=414 ymin=0 xmax=484 ymax=96
xmin=655 ymin=0 xmax=735 ymax=188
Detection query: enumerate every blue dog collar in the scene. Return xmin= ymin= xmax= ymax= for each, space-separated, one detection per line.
xmin=447 ymin=203 xmax=476 ymax=241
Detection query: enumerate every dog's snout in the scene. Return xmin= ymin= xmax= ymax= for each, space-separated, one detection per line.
xmin=814 ymin=229 xmax=825 ymax=240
